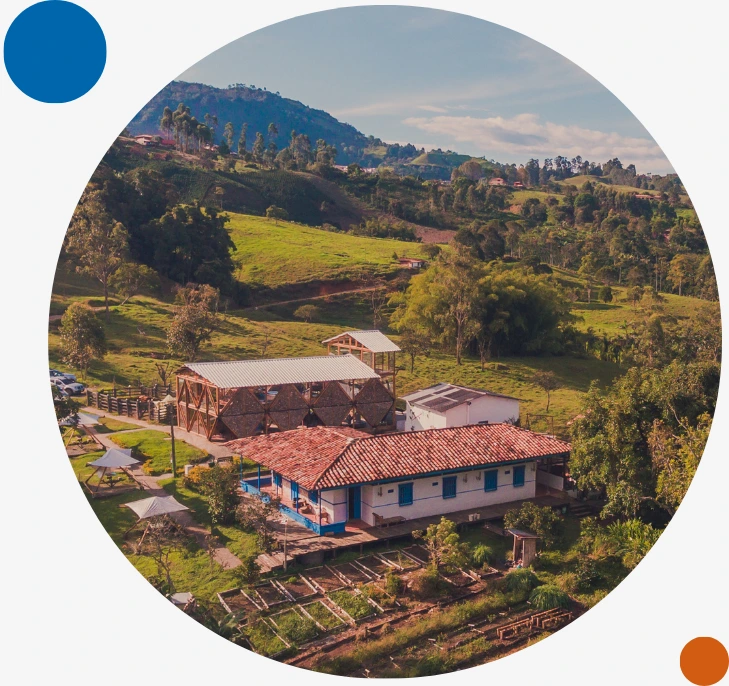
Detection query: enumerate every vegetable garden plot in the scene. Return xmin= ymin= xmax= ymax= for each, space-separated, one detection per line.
xmin=269 ymin=607 xmax=320 ymax=646
xmin=355 ymin=554 xmax=393 ymax=577
xmin=331 ymin=561 xmax=375 ymax=585
xmin=250 ymin=582 xmax=290 ymax=608
xmin=329 ymin=589 xmax=377 ymax=622
xmin=278 ymin=575 xmax=318 ymax=600
xmin=218 ymin=589 xmax=263 ymax=615
xmin=302 ymin=599 xmax=347 ymax=631
xmin=441 ymin=568 xmax=477 ymax=587
xmin=402 ymin=545 xmax=430 ymax=565
xmin=378 ymin=550 xmax=421 ymax=570
xmin=305 ymin=566 xmax=347 ymax=592
xmin=245 ymin=619 xmax=290 ymax=657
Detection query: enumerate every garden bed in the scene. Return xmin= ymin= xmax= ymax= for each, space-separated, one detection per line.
xmin=305 ymin=566 xmax=347 ymax=593
xmin=245 ymin=619 xmax=290 ymax=657
xmin=355 ymin=555 xmax=393 ymax=577
xmin=329 ymin=590 xmax=377 ymax=622
xmin=269 ymin=607 xmax=320 ymax=646
xmin=330 ymin=561 xmax=375 ymax=585
xmin=378 ymin=550 xmax=421 ymax=571
xmin=277 ymin=575 xmax=318 ymax=600
xmin=302 ymin=600 xmax=347 ymax=631
xmin=441 ymin=569 xmax=477 ymax=588
xmin=402 ymin=545 xmax=430 ymax=565
xmin=253 ymin=582 xmax=290 ymax=608
xmin=218 ymin=589 xmax=263 ymax=615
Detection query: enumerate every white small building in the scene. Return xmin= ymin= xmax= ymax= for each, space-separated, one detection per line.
xmin=402 ymin=383 xmax=519 ymax=432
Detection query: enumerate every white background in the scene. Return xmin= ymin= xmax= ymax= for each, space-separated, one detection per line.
xmin=1 ymin=1 xmax=727 ymax=683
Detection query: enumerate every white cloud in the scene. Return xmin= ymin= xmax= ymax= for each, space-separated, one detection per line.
xmin=417 ymin=105 xmax=448 ymax=113
xmin=403 ymin=113 xmax=672 ymax=173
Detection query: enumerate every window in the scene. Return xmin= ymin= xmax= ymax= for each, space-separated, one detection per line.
xmin=513 ymin=465 xmax=525 ymax=488
xmin=398 ymin=482 xmax=414 ymax=506
xmin=442 ymin=476 xmax=457 ymax=499
xmin=484 ymin=470 xmax=498 ymax=492
xmin=291 ymin=481 xmax=299 ymax=500
xmin=310 ymin=490 xmax=318 ymax=505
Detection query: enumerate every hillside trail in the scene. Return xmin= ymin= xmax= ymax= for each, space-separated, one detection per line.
xmin=247 ymin=285 xmax=383 ymax=311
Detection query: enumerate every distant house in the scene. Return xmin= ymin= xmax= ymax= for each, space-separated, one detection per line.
xmin=402 ymin=383 xmax=519 ymax=432
xmin=334 ymin=164 xmax=349 ymax=172
xmin=228 ymin=423 xmax=570 ymax=534
xmin=512 ymin=181 xmax=524 ymax=188
xmin=134 ymin=134 xmax=161 ymax=147
xmin=397 ymin=257 xmax=427 ymax=270
xmin=634 ymin=193 xmax=656 ymax=200
xmin=488 ymin=177 xmax=507 ymax=186
xmin=362 ymin=167 xmax=379 ymax=175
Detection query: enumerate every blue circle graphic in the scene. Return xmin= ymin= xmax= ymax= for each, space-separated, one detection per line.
xmin=4 ymin=1 xmax=106 ymax=103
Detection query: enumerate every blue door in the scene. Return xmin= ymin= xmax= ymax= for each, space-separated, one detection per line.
xmin=442 ymin=476 xmax=457 ymax=499
xmin=513 ymin=465 xmax=525 ymax=488
xmin=348 ymin=486 xmax=361 ymax=520
xmin=484 ymin=470 xmax=498 ymax=492
xmin=291 ymin=480 xmax=299 ymax=502
xmin=398 ymin=482 xmax=414 ymax=506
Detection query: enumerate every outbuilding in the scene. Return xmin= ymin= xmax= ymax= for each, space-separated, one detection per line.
xmin=402 ymin=383 xmax=519 ymax=432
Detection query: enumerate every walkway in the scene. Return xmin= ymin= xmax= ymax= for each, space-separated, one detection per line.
xmin=81 ymin=406 xmax=232 ymax=458
xmin=83 ymin=423 xmax=241 ymax=569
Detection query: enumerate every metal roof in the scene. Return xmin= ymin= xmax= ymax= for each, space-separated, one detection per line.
xmin=180 ymin=354 xmax=380 ymax=389
xmin=402 ymin=383 xmax=519 ymax=413
xmin=322 ymin=330 xmax=401 ymax=353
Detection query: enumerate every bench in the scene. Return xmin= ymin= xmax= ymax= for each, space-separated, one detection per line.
xmin=372 ymin=514 xmax=406 ymax=528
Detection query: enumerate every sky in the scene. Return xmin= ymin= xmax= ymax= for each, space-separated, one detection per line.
xmin=178 ymin=6 xmax=672 ymax=174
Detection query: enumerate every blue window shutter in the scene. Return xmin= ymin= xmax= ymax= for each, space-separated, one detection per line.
xmin=398 ymin=482 xmax=413 ymax=506
xmin=291 ymin=481 xmax=299 ymax=499
xmin=513 ymin=466 xmax=525 ymax=487
xmin=310 ymin=490 xmax=318 ymax=505
xmin=442 ymin=476 xmax=457 ymax=499
xmin=484 ymin=470 xmax=498 ymax=492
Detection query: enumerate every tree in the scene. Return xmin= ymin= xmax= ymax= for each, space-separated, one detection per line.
xmin=503 ymin=502 xmax=564 ymax=549
xmin=265 ymin=205 xmax=288 ymax=224
xmin=237 ymin=122 xmax=248 ymax=156
xmin=603 ymin=519 xmax=661 ymax=569
xmin=53 ymin=385 xmax=79 ymax=424
xmin=109 ymin=262 xmax=159 ymax=305
xmin=59 ymin=302 xmax=107 ymax=379
xmin=136 ymin=515 xmax=187 ymax=595
xmin=66 ymin=190 xmax=129 ymax=320
xmin=293 ymin=304 xmax=320 ymax=323
xmin=166 ymin=283 xmax=220 ymax=362
xmin=413 ymin=517 xmax=468 ymax=573
xmin=397 ymin=325 xmax=431 ymax=373
xmin=198 ymin=465 xmax=240 ymax=529
xmin=237 ymin=495 xmax=283 ymax=554
xmin=223 ymin=122 xmax=234 ymax=151
xmin=532 ymin=370 xmax=561 ymax=413
xmin=599 ymin=285 xmax=613 ymax=303
xmin=252 ymin=132 xmax=265 ymax=163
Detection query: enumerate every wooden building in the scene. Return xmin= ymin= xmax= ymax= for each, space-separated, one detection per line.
xmin=175 ymin=330 xmax=400 ymax=440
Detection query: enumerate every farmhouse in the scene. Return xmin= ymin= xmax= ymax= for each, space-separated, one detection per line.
xmin=228 ymin=423 xmax=570 ymax=535
xmin=488 ymin=177 xmax=507 ymax=186
xmin=402 ymin=383 xmax=519 ymax=432
xmin=175 ymin=330 xmax=399 ymax=440
xmin=397 ymin=257 xmax=427 ymax=269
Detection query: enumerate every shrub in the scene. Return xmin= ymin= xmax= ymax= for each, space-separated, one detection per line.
xmin=183 ymin=465 xmax=208 ymax=490
xmin=573 ymin=557 xmax=600 ymax=591
xmin=501 ymin=568 xmax=540 ymax=593
xmin=529 ymin=585 xmax=570 ymax=611
xmin=503 ymin=502 xmax=564 ymax=549
xmin=384 ymin=569 xmax=403 ymax=597
xmin=471 ymin=544 xmax=493 ymax=568
xmin=410 ymin=566 xmax=442 ymax=599
xmin=231 ymin=555 xmax=261 ymax=588
xmin=556 ymin=572 xmax=579 ymax=594
xmin=275 ymin=610 xmax=318 ymax=645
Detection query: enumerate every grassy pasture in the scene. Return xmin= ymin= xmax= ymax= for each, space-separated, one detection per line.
xmin=226 ymin=212 xmax=428 ymax=288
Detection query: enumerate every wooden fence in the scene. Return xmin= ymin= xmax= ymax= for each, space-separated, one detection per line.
xmin=86 ymin=389 xmax=176 ymax=424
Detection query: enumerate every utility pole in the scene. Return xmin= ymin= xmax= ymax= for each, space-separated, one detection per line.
xmin=163 ymin=394 xmax=177 ymax=476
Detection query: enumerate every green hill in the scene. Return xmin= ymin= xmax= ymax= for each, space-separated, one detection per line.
xmin=129 ymin=81 xmax=370 ymax=165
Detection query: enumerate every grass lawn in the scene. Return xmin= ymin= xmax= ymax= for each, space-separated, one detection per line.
xmin=226 ymin=212 xmax=428 ymax=289
xmin=94 ymin=416 xmax=140 ymax=433
xmin=509 ymin=189 xmax=556 ymax=203
xmin=110 ymin=430 xmax=208 ymax=475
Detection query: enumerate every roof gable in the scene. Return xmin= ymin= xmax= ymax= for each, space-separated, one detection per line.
xmin=322 ymin=330 xmax=401 ymax=353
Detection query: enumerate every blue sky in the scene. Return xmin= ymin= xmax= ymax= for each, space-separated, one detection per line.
xmin=179 ymin=6 xmax=671 ymax=173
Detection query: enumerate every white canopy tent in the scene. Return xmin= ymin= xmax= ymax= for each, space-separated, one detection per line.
xmin=84 ymin=448 xmax=141 ymax=495
xmin=125 ymin=495 xmax=189 ymax=520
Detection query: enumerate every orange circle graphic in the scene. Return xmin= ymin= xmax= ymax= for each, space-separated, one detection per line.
xmin=681 ymin=638 xmax=729 ymax=685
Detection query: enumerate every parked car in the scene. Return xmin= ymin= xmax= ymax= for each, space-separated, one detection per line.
xmin=50 ymin=369 xmax=77 ymax=383
xmin=50 ymin=377 xmax=85 ymax=395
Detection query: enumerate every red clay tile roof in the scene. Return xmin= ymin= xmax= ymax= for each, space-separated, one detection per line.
xmin=226 ymin=424 xmax=570 ymax=491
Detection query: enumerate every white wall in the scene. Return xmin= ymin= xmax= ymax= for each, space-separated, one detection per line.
xmin=536 ymin=469 xmax=565 ymax=491
xmin=321 ymin=488 xmax=347 ymax=524
xmin=357 ymin=461 xmax=537 ymax=524
xmin=404 ymin=395 xmax=520 ymax=431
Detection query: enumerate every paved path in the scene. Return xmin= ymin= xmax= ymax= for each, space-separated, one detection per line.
xmin=81 ymin=406 xmax=233 ymax=458
xmin=83 ymin=423 xmax=241 ymax=570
